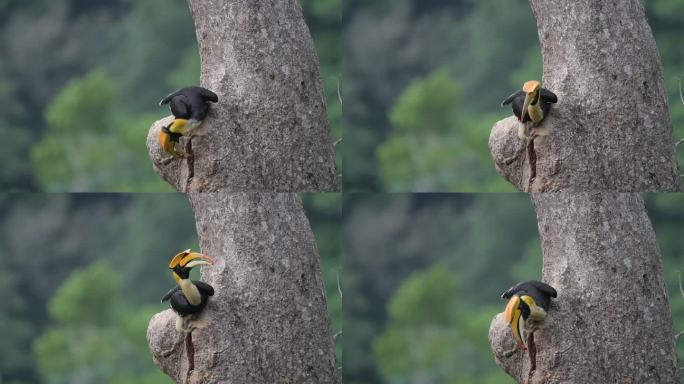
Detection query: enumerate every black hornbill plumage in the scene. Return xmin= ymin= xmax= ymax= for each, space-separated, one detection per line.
xmin=158 ymin=86 xmax=219 ymax=157
xmin=161 ymin=249 xmax=215 ymax=331
xmin=159 ymin=86 xmax=219 ymax=122
xmin=162 ymin=279 xmax=214 ymax=317
xmin=502 ymin=80 xmax=557 ymax=139
xmin=502 ymin=280 xmax=557 ymax=350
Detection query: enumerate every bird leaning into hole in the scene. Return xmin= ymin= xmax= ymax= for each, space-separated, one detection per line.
xmin=162 ymin=249 xmax=215 ymax=332
xmin=502 ymin=280 xmax=557 ymax=350
xmin=158 ymin=86 xmax=219 ymax=158
xmin=502 ymin=81 xmax=557 ymax=140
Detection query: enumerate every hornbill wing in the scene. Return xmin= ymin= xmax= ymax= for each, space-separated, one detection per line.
xmin=501 ymin=90 xmax=524 ymax=107
xmin=161 ymin=286 xmax=180 ymax=303
xmin=530 ymin=280 xmax=557 ymax=298
xmin=159 ymin=88 xmax=182 ymax=106
xmin=169 ymin=95 xmax=191 ymax=119
xmin=192 ymin=280 xmax=215 ymax=296
xmin=540 ymin=88 xmax=558 ymax=104
xmin=161 ymin=86 xmax=218 ymax=106
xmin=501 ymin=281 xmax=528 ymax=299
xmin=195 ymin=87 xmax=219 ymax=103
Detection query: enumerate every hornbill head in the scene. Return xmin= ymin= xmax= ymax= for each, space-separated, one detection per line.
xmin=520 ymin=80 xmax=541 ymax=122
xmin=168 ymin=249 xmax=214 ymax=282
xmin=167 ymin=118 xmax=189 ymax=135
xmin=158 ymin=129 xmax=173 ymax=155
xmin=159 ymin=119 xmax=188 ymax=157
xmin=504 ymin=293 xmax=536 ymax=350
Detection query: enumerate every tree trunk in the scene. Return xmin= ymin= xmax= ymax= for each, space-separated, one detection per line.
xmin=147 ymin=193 xmax=340 ymax=384
xmin=489 ymin=0 xmax=680 ymax=192
xmin=147 ymin=0 xmax=339 ymax=192
xmin=489 ymin=193 xmax=679 ymax=384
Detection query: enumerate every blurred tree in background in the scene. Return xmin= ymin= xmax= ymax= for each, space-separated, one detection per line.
xmin=0 ymin=0 xmax=341 ymax=191
xmin=374 ymin=264 xmax=504 ymax=384
xmin=343 ymin=0 xmax=684 ymax=191
xmin=377 ymin=70 xmax=508 ymax=191
xmin=0 ymin=193 xmax=340 ymax=384
xmin=34 ymin=261 xmax=168 ymax=384
xmin=343 ymin=194 xmax=684 ymax=383
xmin=0 ymin=194 xmax=193 ymax=383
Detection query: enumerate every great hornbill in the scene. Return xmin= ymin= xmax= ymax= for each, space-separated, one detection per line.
xmin=161 ymin=249 xmax=215 ymax=331
xmin=158 ymin=86 xmax=219 ymax=157
xmin=501 ymin=80 xmax=557 ymax=139
xmin=501 ymin=280 xmax=557 ymax=350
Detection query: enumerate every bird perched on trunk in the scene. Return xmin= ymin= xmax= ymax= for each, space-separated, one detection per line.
xmin=502 ymin=81 xmax=557 ymax=139
xmin=501 ymin=280 xmax=557 ymax=351
xmin=162 ymin=249 xmax=215 ymax=332
xmin=158 ymin=86 xmax=219 ymax=157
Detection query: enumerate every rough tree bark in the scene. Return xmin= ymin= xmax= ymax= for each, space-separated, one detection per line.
xmin=146 ymin=0 xmax=339 ymax=192
xmin=145 ymin=3 xmax=340 ymax=380
xmin=489 ymin=193 xmax=680 ymax=384
xmin=147 ymin=193 xmax=340 ymax=384
xmin=489 ymin=0 xmax=680 ymax=192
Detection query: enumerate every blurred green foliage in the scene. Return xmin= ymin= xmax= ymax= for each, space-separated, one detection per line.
xmin=343 ymin=0 xmax=684 ymax=191
xmin=45 ymin=71 xmax=116 ymax=134
xmin=34 ymin=261 xmax=168 ymax=384
xmin=31 ymin=70 xmax=160 ymax=191
xmin=374 ymin=264 xmax=505 ymax=384
xmin=0 ymin=193 xmax=341 ymax=384
xmin=378 ymin=71 xmax=509 ymax=191
xmin=47 ymin=261 xmax=121 ymax=325
xmin=344 ymin=194 xmax=683 ymax=383
xmin=0 ymin=0 xmax=340 ymax=191
xmin=390 ymin=71 xmax=460 ymax=135
xmin=0 ymin=194 xmax=193 ymax=383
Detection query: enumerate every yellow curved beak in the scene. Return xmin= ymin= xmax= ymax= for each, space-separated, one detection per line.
xmin=520 ymin=92 xmax=533 ymax=122
xmin=169 ymin=249 xmax=189 ymax=268
xmin=185 ymin=259 xmax=213 ymax=269
xmin=504 ymin=296 xmax=527 ymax=350
xmin=181 ymin=252 xmax=214 ymax=267
xmin=504 ymin=295 xmax=519 ymax=323
xmin=520 ymin=80 xmax=541 ymax=123
xmin=159 ymin=130 xmax=174 ymax=154
xmin=169 ymin=249 xmax=215 ymax=268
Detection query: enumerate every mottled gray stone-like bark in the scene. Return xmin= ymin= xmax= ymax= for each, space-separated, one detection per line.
xmin=147 ymin=193 xmax=339 ymax=384
xmin=490 ymin=0 xmax=680 ymax=191
xmin=147 ymin=0 xmax=339 ymax=192
xmin=489 ymin=193 xmax=679 ymax=384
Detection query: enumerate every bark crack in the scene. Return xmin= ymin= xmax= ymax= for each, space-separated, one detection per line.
xmin=185 ymin=332 xmax=195 ymax=381
xmin=185 ymin=138 xmax=195 ymax=190
xmin=527 ymin=332 xmax=537 ymax=377
xmin=527 ymin=137 xmax=537 ymax=192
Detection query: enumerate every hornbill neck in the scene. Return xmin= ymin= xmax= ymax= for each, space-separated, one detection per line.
xmin=178 ymin=278 xmax=202 ymax=306
xmin=530 ymin=91 xmax=540 ymax=105
xmin=527 ymin=92 xmax=544 ymax=123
